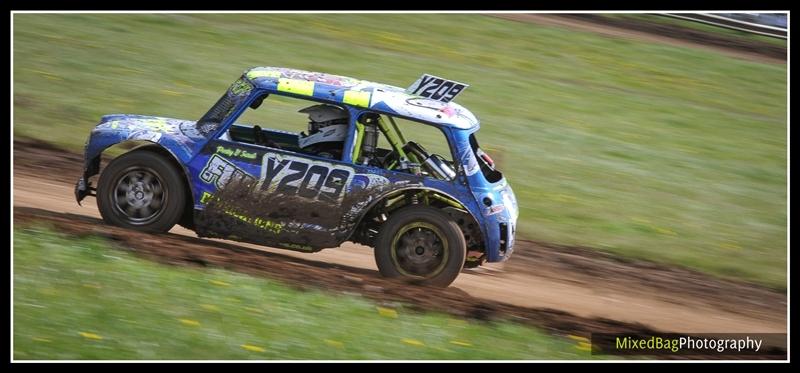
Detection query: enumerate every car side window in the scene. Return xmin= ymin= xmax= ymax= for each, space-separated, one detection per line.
xmin=226 ymin=93 xmax=350 ymax=162
xmin=353 ymin=112 xmax=457 ymax=182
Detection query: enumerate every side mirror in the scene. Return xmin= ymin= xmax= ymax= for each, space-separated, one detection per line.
xmin=249 ymin=95 xmax=266 ymax=109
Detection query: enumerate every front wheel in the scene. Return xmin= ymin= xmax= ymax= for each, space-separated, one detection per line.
xmin=96 ymin=150 xmax=186 ymax=233
xmin=374 ymin=205 xmax=466 ymax=287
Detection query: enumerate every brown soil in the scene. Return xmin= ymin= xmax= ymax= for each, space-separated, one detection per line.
xmin=12 ymin=138 xmax=788 ymax=358
xmin=493 ymin=14 xmax=786 ymax=64
xmin=15 ymin=206 xmax=660 ymax=337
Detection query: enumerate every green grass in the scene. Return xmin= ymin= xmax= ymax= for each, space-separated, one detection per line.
xmin=12 ymin=14 xmax=787 ymax=288
xmin=13 ymin=226 xmax=594 ymax=360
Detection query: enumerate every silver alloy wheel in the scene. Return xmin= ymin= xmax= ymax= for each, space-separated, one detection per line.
xmin=112 ymin=167 xmax=167 ymax=225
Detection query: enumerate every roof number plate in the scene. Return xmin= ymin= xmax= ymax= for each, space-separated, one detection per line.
xmin=406 ymin=74 xmax=469 ymax=103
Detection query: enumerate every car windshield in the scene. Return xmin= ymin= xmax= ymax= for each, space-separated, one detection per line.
xmin=469 ymin=133 xmax=503 ymax=183
xmin=196 ymin=77 xmax=254 ymax=136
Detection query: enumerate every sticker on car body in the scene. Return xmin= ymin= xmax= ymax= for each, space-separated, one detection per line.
xmin=257 ymin=152 xmax=355 ymax=204
xmin=200 ymin=153 xmax=256 ymax=189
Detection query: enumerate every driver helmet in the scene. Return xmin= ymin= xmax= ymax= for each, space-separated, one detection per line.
xmin=298 ymin=104 xmax=349 ymax=148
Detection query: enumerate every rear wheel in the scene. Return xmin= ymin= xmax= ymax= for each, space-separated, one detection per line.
xmin=97 ymin=150 xmax=186 ymax=233
xmin=374 ymin=205 xmax=466 ymax=287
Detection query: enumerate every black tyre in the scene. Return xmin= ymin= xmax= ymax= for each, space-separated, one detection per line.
xmin=374 ymin=205 xmax=466 ymax=287
xmin=96 ymin=150 xmax=186 ymax=233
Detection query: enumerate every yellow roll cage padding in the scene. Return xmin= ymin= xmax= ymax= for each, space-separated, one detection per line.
xmin=352 ymin=113 xmax=419 ymax=170
xmin=353 ymin=121 xmax=365 ymax=163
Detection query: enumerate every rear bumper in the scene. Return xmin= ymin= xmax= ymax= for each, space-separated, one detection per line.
xmin=483 ymin=215 xmax=516 ymax=263
xmin=498 ymin=221 xmax=515 ymax=261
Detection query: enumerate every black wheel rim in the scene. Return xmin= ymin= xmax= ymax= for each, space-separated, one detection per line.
xmin=390 ymin=222 xmax=449 ymax=278
xmin=112 ymin=167 xmax=167 ymax=225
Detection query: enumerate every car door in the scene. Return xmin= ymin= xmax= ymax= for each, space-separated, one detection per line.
xmin=189 ymin=136 xmax=362 ymax=251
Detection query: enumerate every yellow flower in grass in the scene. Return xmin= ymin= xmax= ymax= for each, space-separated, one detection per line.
xmin=654 ymin=226 xmax=677 ymax=236
xmin=79 ymin=332 xmax=103 ymax=340
xmin=402 ymin=338 xmax=425 ymax=347
xmin=376 ymin=306 xmax=398 ymax=318
xmin=450 ymin=340 xmax=472 ymax=347
xmin=241 ymin=344 xmax=266 ymax=352
xmin=209 ymin=280 xmax=231 ymax=287
xmin=568 ymin=335 xmax=592 ymax=351
xmin=179 ymin=319 xmax=200 ymax=327
xmin=325 ymin=339 xmax=344 ymax=349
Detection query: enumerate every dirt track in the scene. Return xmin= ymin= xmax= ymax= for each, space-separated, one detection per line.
xmin=12 ymin=139 xmax=787 ymax=352
xmin=492 ymin=14 xmax=786 ymax=64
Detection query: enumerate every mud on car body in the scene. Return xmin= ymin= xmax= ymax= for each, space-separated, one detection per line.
xmin=75 ymin=67 xmax=518 ymax=287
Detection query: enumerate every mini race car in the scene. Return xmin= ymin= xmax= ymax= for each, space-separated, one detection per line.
xmin=75 ymin=67 xmax=518 ymax=287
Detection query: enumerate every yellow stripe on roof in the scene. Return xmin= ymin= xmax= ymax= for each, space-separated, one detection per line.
xmin=247 ymin=70 xmax=282 ymax=79
xmin=277 ymin=78 xmax=315 ymax=96
xmin=343 ymin=90 xmax=371 ymax=107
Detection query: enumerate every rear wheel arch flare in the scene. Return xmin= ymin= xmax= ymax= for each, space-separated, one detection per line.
xmin=348 ymin=187 xmax=484 ymax=246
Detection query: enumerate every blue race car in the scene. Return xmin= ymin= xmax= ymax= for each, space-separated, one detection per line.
xmin=75 ymin=67 xmax=518 ymax=287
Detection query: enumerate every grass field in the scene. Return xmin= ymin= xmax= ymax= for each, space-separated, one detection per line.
xmin=13 ymin=226 xmax=594 ymax=360
xmin=12 ymin=14 xmax=787 ymax=288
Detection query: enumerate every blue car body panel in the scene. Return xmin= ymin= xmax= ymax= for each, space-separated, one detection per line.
xmin=77 ymin=67 xmax=518 ymax=262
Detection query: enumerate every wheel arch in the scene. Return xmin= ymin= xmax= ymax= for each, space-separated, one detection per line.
xmin=344 ymin=187 xmax=486 ymax=255
xmin=129 ymin=143 xmax=197 ymax=229
xmin=89 ymin=140 xmax=197 ymax=229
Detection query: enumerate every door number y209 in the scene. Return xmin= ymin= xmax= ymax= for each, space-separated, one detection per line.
xmin=259 ymin=153 xmax=353 ymax=203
